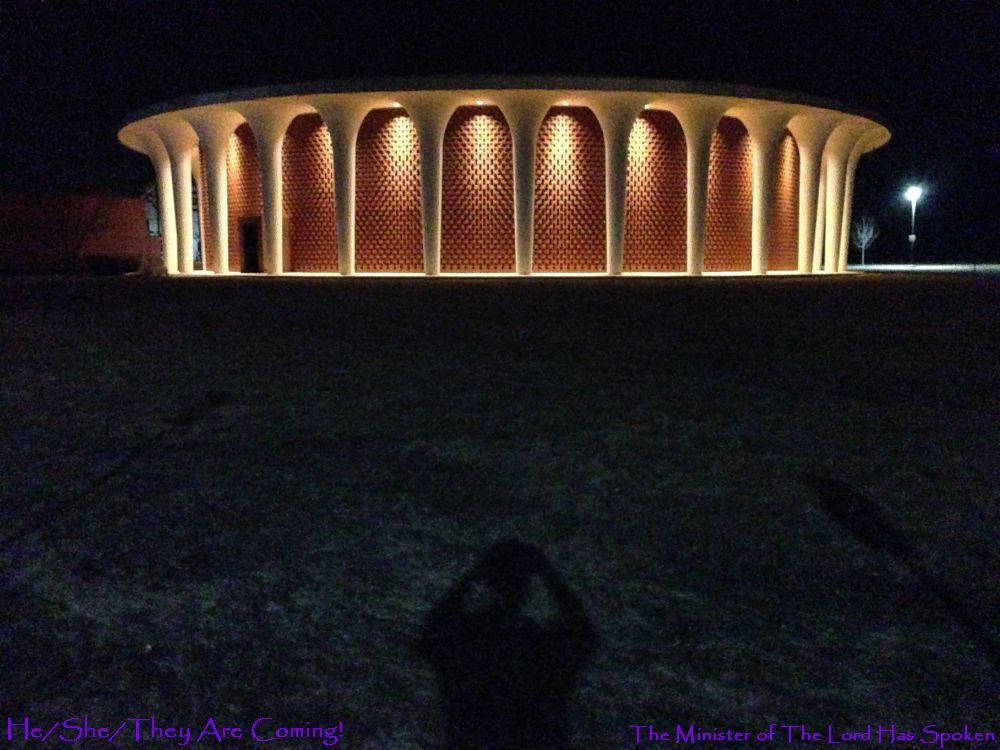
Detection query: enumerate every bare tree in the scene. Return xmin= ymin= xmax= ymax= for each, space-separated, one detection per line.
xmin=851 ymin=215 xmax=880 ymax=266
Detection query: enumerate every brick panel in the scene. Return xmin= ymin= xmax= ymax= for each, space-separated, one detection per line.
xmin=227 ymin=123 xmax=262 ymax=272
xmin=533 ymin=106 xmax=606 ymax=272
xmin=624 ymin=110 xmax=686 ymax=272
xmin=282 ymin=114 xmax=337 ymax=272
xmin=441 ymin=106 xmax=515 ymax=273
xmin=0 ymin=193 xmax=161 ymax=271
xmin=704 ymin=116 xmax=752 ymax=272
xmin=768 ymin=131 xmax=799 ymax=271
xmin=198 ymin=153 xmax=214 ymax=271
xmin=355 ymin=108 xmax=423 ymax=272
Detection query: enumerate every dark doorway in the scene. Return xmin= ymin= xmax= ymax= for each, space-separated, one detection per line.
xmin=240 ymin=218 xmax=262 ymax=273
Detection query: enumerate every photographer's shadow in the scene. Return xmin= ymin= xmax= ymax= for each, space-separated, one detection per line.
xmin=415 ymin=539 xmax=597 ymax=749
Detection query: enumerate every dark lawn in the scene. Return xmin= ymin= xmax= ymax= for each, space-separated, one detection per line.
xmin=1 ymin=273 xmax=997 ymax=747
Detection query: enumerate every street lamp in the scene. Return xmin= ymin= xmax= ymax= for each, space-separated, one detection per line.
xmin=904 ymin=185 xmax=923 ymax=265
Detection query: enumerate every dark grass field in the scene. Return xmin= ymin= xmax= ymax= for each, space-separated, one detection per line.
xmin=1 ymin=273 xmax=997 ymax=748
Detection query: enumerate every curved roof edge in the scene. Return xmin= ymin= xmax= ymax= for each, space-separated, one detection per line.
xmin=121 ymin=75 xmax=890 ymax=130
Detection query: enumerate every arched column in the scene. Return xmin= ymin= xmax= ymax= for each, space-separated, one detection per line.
xmin=187 ymin=109 xmax=244 ymax=274
xmin=788 ymin=113 xmax=839 ymax=273
xmin=821 ymin=121 xmax=868 ymax=273
xmin=398 ymin=94 xmax=459 ymax=275
xmin=133 ymin=130 xmax=177 ymax=274
xmin=812 ymin=162 xmax=827 ymax=273
xmin=154 ymin=119 xmax=199 ymax=275
xmin=672 ymin=99 xmax=731 ymax=275
xmin=838 ymin=129 xmax=882 ymax=272
xmin=312 ymin=97 xmax=369 ymax=275
xmin=494 ymin=92 xmax=555 ymax=274
xmin=592 ymin=94 xmax=647 ymax=274
xmin=737 ymin=106 xmax=794 ymax=274
xmin=238 ymin=102 xmax=311 ymax=275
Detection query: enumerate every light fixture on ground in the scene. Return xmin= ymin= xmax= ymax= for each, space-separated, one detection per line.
xmin=904 ymin=185 xmax=922 ymax=266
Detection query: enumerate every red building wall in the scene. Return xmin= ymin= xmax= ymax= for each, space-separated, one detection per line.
xmin=282 ymin=114 xmax=337 ymax=272
xmin=704 ymin=116 xmax=753 ymax=272
xmin=440 ymin=106 xmax=515 ymax=273
xmin=0 ymin=192 xmax=160 ymax=271
xmin=198 ymin=154 xmax=214 ymax=271
xmin=226 ymin=123 xmax=262 ymax=272
xmin=768 ymin=131 xmax=799 ymax=271
xmin=624 ymin=110 xmax=687 ymax=272
xmin=355 ymin=108 xmax=423 ymax=272
xmin=533 ymin=106 xmax=606 ymax=272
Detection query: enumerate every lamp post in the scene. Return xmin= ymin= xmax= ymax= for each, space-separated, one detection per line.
xmin=904 ymin=185 xmax=923 ymax=266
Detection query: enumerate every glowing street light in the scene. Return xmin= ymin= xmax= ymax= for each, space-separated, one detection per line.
xmin=904 ymin=185 xmax=923 ymax=266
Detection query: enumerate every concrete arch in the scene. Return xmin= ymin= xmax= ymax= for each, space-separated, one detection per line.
xmin=355 ymin=106 xmax=423 ymax=272
xmin=181 ymin=107 xmax=246 ymax=273
xmin=623 ymin=108 xmax=686 ymax=272
xmin=119 ymin=80 xmax=890 ymax=277
xmin=227 ymin=122 xmax=263 ymax=272
xmin=768 ymin=129 xmax=800 ymax=271
xmin=440 ymin=105 xmax=515 ymax=273
xmin=533 ymin=105 xmax=606 ymax=273
xmin=704 ymin=115 xmax=752 ymax=272
xmin=819 ymin=118 xmax=871 ymax=273
xmin=282 ymin=113 xmax=337 ymax=271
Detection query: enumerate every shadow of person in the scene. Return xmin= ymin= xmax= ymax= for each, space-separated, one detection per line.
xmin=416 ymin=538 xmax=597 ymax=749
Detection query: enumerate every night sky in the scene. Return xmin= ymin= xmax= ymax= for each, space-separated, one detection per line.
xmin=2 ymin=1 xmax=997 ymax=261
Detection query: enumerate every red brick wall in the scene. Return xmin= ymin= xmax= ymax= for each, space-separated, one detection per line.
xmin=355 ymin=108 xmax=423 ymax=272
xmin=198 ymin=153 xmax=214 ymax=271
xmin=282 ymin=114 xmax=337 ymax=272
xmin=80 ymin=195 xmax=160 ymax=258
xmin=0 ymin=192 xmax=160 ymax=271
xmin=533 ymin=106 xmax=606 ymax=272
xmin=768 ymin=131 xmax=799 ymax=271
xmin=704 ymin=116 xmax=752 ymax=272
xmin=227 ymin=123 xmax=262 ymax=272
xmin=441 ymin=106 xmax=515 ymax=273
xmin=624 ymin=110 xmax=687 ymax=272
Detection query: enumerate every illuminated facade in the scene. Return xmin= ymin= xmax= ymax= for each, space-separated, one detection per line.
xmin=118 ymin=77 xmax=890 ymax=276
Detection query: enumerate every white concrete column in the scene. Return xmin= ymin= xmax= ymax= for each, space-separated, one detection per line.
xmin=174 ymin=152 xmax=194 ymax=274
xmin=495 ymin=92 xmax=554 ymax=275
xmin=837 ymin=129 xmax=888 ymax=271
xmin=787 ymin=114 xmax=838 ymax=273
xmin=837 ymin=148 xmax=862 ymax=272
xmin=812 ymin=162 xmax=827 ymax=273
xmin=592 ymin=94 xmax=646 ymax=274
xmin=135 ymin=130 xmax=177 ymax=274
xmin=155 ymin=119 xmax=199 ymax=275
xmin=239 ymin=102 xmax=310 ymax=275
xmin=312 ymin=97 xmax=369 ymax=275
xmin=823 ymin=154 xmax=848 ymax=272
xmin=672 ymin=99 xmax=730 ymax=275
xmin=739 ymin=106 xmax=794 ymax=274
xmin=399 ymin=94 xmax=458 ymax=276
xmin=821 ymin=121 xmax=867 ymax=273
xmin=188 ymin=109 xmax=243 ymax=274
